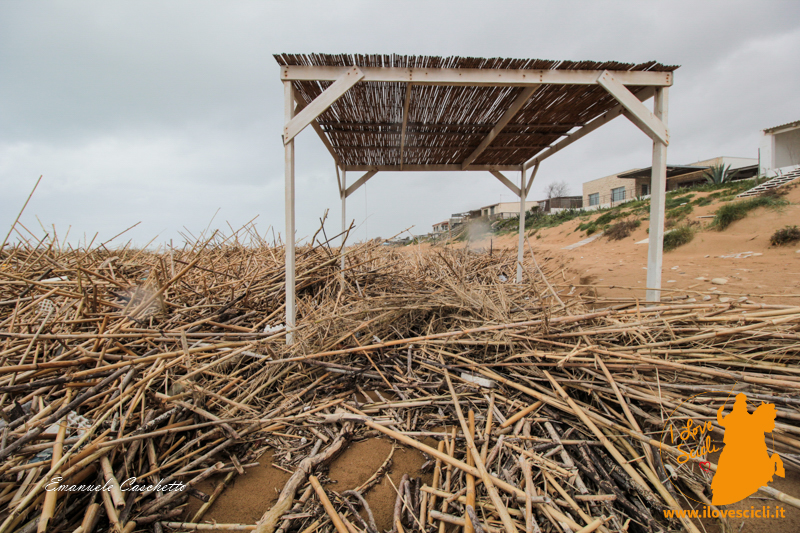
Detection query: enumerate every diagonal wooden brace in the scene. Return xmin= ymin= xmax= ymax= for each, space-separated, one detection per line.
xmin=597 ymin=70 xmax=668 ymax=145
xmin=490 ymin=171 xmax=521 ymax=197
xmin=284 ymin=66 xmax=364 ymax=144
xmin=344 ymin=170 xmax=377 ymax=199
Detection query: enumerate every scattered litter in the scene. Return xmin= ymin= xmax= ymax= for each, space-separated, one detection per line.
xmin=636 ymin=229 xmax=673 ymax=244
xmin=459 ymin=372 xmax=496 ymax=389
xmin=710 ymin=278 xmax=728 ymax=285
xmin=562 ymin=231 xmax=604 ymax=250
xmin=719 ymin=251 xmax=763 ymax=259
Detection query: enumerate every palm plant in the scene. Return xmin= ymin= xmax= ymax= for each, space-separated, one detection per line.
xmin=703 ymin=163 xmax=739 ymax=184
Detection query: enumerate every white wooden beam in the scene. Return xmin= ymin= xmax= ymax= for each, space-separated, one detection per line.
xmin=399 ymin=83 xmax=412 ymax=169
xmin=344 ymin=164 xmax=521 ymax=172
xmin=462 ymin=85 xmax=540 ymax=169
xmin=489 ymin=171 xmax=521 ymax=197
xmin=344 ymin=170 xmax=378 ymax=198
xmin=284 ymin=66 xmax=364 ymax=144
xmin=281 ymin=65 xmax=673 ymax=87
xmin=597 ymin=71 xmax=668 ymax=145
xmin=284 ymin=81 xmax=296 ymax=345
xmin=523 ymin=87 xmax=656 ymax=170
xmin=646 ymin=88 xmax=669 ymax=303
xmin=296 ymin=96 xmax=340 ymax=165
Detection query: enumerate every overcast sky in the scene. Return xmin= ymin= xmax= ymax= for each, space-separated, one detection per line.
xmin=2 ymin=1 xmax=799 ymax=248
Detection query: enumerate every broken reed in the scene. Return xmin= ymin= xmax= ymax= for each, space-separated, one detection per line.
xmin=1 ymin=223 xmax=799 ymax=533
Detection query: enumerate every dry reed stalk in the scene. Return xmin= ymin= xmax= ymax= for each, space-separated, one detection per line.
xmin=1 ymin=220 xmax=799 ymax=533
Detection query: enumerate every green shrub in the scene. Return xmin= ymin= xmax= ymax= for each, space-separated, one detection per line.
xmin=667 ymin=203 xmax=693 ymax=219
xmin=622 ymin=198 xmax=649 ymax=212
xmin=595 ymin=210 xmax=622 ymax=226
xmin=693 ymin=178 xmax=756 ymax=194
xmin=703 ymin=163 xmax=739 ymax=184
xmin=524 ymin=208 xmax=582 ymax=231
xmin=665 ymin=193 xmax=695 ymax=209
xmin=712 ymin=196 xmax=789 ymax=230
xmin=694 ymin=196 xmax=713 ymax=207
xmin=605 ymin=219 xmax=641 ymax=240
xmin=664 ymin=225 xmax=695 ymax=251
xmin=770 ymin=226 xmax=800 ymax=246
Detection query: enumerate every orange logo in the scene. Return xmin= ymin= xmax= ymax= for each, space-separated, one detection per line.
xmin=661 ymin=391 xmax=785 ymax=506
xmin=711 ymin=393 xmax=785 ymax=505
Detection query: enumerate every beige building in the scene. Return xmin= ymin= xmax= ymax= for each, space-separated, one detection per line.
xmin=582 ymin=169 xmax=647 ymax=210
xmin=582 ymin=156 xmax=757 ymax=210
xmin=480 ymin=201 xmax=539 ymax=220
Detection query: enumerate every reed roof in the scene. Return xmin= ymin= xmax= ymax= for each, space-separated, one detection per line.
xmin=274 ymin=54 xmax=679 ymax=169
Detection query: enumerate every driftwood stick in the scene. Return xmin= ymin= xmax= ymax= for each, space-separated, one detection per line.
xmin=254 ymin=424 xmax=352 ymax=533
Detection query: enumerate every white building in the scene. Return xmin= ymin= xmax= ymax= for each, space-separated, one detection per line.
xmin=431 ymin=220 xmax=450 ymax=234
xmin=760 ymin=120 xmax=800 ymax=176
xmin=479 ymin=201 xmax=538 ymax=220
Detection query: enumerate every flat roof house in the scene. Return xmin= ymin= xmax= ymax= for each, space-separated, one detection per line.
xmin=431 ymin=220 xmax=450 ymax=234
xmin=582 ymin=156 xmax=757 ymax=210
xmin=480 ymin=201 xmax=538 ymax=220
xmin=539 ymin=196 xmax=583 ymax=213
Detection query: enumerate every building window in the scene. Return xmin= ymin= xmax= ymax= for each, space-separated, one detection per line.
xmin=589 ymin=193 xmax=599 ymax=206
xmin=640 ymin=183 xmax=650 ymax=196
xmin=611 ymin=186 xmax=626 ymax=202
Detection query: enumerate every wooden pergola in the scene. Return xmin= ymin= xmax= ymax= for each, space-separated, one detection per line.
xmin=276 ymin=54 xmax=678 ymax=344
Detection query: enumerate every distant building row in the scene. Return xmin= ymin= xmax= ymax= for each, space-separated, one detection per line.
xmin=583 ymin=119 xmax=800 ymax=210
xmin=431 ymin=119 xmax=800 ymax=234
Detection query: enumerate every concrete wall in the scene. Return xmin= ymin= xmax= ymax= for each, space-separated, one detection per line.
xmin=775 ymin=128 xmax=800 ymax=169
xmin=689 ymin=156 xmax=756 ymax=170
xmin=760 ymin=124 xmax=800 ymax=174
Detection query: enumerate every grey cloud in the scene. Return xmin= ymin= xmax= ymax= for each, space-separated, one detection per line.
xmin=1 ymin=0 xmax=799 ymax=246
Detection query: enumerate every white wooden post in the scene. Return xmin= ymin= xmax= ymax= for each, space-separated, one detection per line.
xmin=284 ymin=81 xmax=296 ymax=344
xmin=516 ymin=168 xmax=527 ymax=283
xmin=646 ymin=87 xmax=669 ymax=302
xmin=340 ymin=168 xmax=346 ymax=271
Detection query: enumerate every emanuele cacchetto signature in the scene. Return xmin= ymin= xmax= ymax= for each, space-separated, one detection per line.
xmin=45 ymin=477 xmax=186 ymax=493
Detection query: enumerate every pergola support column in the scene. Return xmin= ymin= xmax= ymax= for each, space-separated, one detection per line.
xmin=284 ymin=81 xmax=296 ymax=344
xmin=339 ymin=167 xmax=346 ymax=271
xmin=516 ymin=169 xmax=527 ymax=283
xmin=515 ymin=163 xmax=538 ymax=283
xmin=646 ymin=88 xmax=669 ymax=302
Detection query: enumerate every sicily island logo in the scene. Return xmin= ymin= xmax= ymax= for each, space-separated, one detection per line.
xmin=662 ymin=391 xmax=785 ymax=505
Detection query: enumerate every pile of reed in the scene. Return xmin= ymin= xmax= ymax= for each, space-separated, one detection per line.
xmin=1 ymin=224 xmax=799 ymax=533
